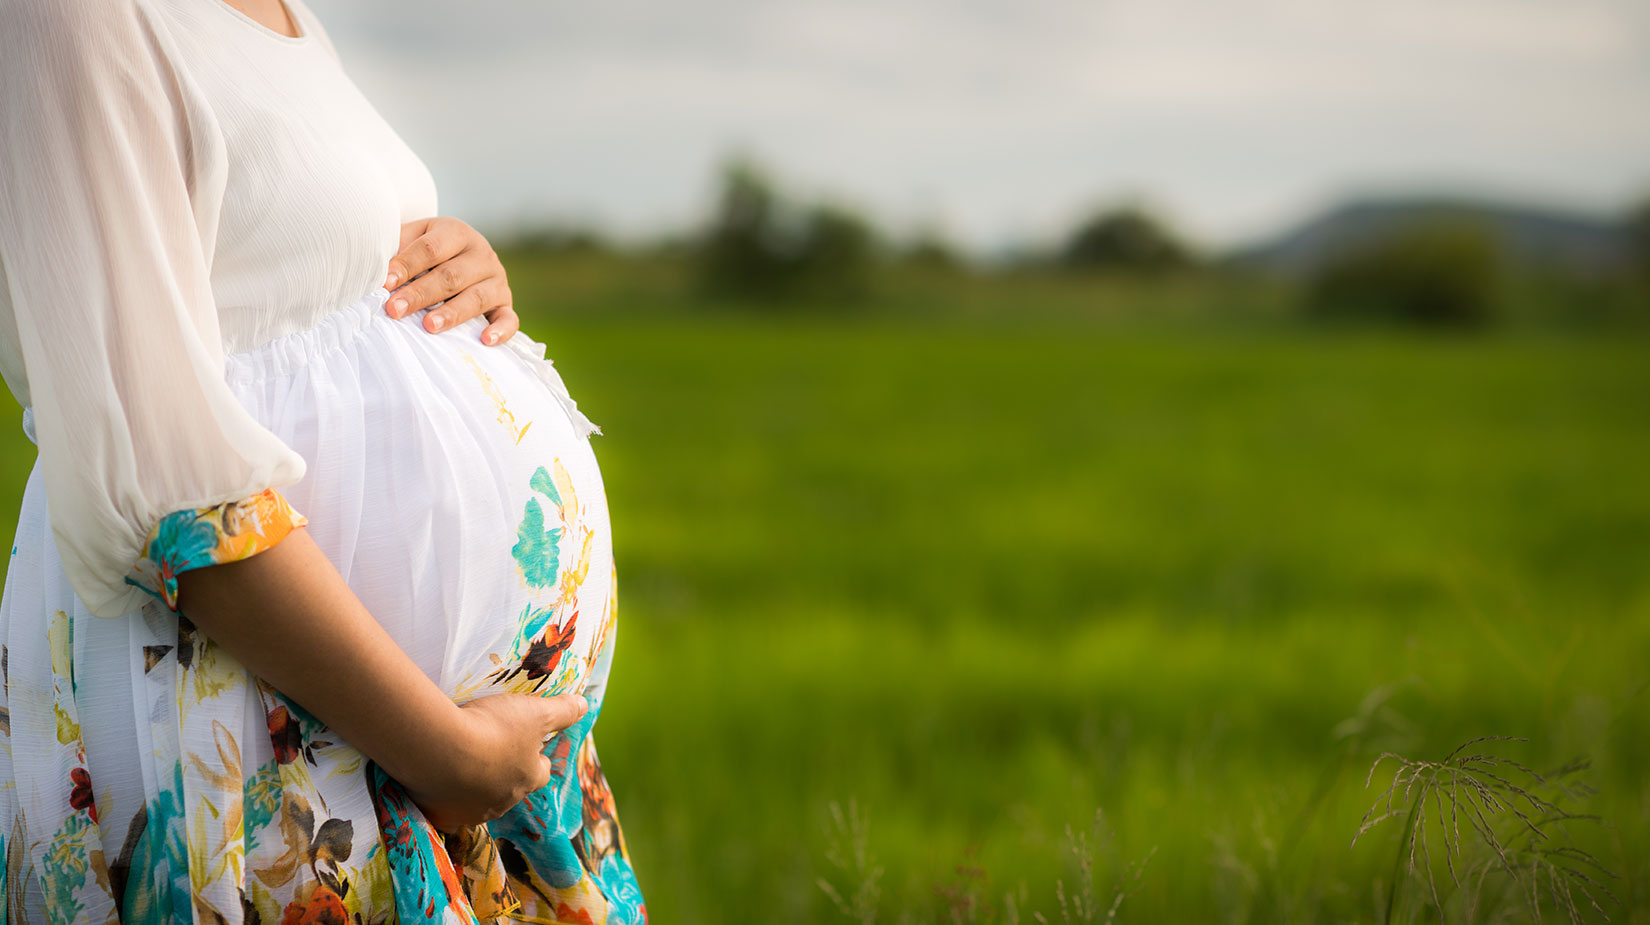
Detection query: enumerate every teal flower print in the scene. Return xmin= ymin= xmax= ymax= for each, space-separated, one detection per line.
xmin=147 ymin=510 xmax=221 ymax=574
xmin=599 ymin=854 xmax=647 ymax=924
xmin=513 ymin=465 xmax=563 ymax=590
xmin=529 ymin=465 xmax=562 ymax=507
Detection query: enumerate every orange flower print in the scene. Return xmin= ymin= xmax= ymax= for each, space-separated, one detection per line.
xmin=279 ymin=883 xmax=348 ymax=925
xmin=555 ymin=902 xmax=598 ymax=925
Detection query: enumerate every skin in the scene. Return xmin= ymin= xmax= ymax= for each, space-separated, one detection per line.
xmin=176 ymin=530 xmax=587 ymax=831
xmin=386 ymin=216 xmax=522 ymax=346
xmin=221 ymin=0 xmax=302 ymax=39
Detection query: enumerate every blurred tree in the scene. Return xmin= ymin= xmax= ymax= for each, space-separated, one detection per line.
xmin=696 ymin=156 xmax=881 ymax=303
xmin=795 ymin=203 xmax=877 ymax=298
xmin=1628 ymin=197 xmax=1650 ymax=278
xmin=1305 ymin=221 xmax=1501 ymax=328
xmin=1061 ymin=206 xmax=1190 ymax=272
xmin=698 ymin=158 xmax=793 ymax=298
xmin=510 ymin=224 xmax=609 ymax=255
xmin=899 ymin=228 xmax=963 ymax=271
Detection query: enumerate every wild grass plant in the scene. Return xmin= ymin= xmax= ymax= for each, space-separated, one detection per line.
xmin=817 ymin=804 xmax=1155 ymax=925
xmin=817 ymin=800 xmax=883 ymax=924
xmin=1355 ymin=738 xmax=1617 ymax=924
xmin=817 ymin=732 xmax=1624 ymax=925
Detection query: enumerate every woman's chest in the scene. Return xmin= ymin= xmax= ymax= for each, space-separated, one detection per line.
xmin=160 ymin=5 xmax=439 ymax=350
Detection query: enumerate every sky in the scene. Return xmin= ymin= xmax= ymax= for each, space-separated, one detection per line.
xmin=306 ymin=0 xmax=1650 ymax=253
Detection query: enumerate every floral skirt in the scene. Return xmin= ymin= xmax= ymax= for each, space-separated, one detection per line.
xmin=0 ymin=287 xmax=646 ymax=924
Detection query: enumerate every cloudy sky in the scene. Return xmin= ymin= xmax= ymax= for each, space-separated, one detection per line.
xmin=306 ymin=0 xmax=1650 ymax=252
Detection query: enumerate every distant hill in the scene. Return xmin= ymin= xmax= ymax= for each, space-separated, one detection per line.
xmin=1235 ymin=197 xmax=1632 ymax=275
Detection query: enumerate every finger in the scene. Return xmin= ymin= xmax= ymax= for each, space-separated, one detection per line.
xmin=532 ymin=753 xmax=554 ymax=791
xmin=385 ymin=218 xmax=467 ymax=295
xmin=387 ymin=251 xmax=494 ymax=321
xmin=423 ymin=278 xmax=505 ymax=335
xmin=386 ymin=217 xmax=436 ymax=290
xmin=538 ymin=692 xmax=590 ymax=735
xmin=480 ymin=305 xmax=520 ymax=346
xmin=394 ymin=217 xmax=433 ymax=268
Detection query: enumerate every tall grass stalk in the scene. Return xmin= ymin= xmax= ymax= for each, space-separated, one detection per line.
xmin=818 ymin=799 xmax=885 ymax=924
xmin=1033 ymin=811 xmax=1155 ymax=925
xmin=1353 ymin=736 xmax=1618 ymax=924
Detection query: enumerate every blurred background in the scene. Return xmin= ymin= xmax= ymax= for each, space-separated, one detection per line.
xmin=302 ymin=1 xmax=1650 ymax=922
xmin=13 ymin=0 xmax=1650 ymax=921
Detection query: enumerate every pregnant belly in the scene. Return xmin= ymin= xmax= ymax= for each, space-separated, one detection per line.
xmin=224 ymin=288 xmax=614 ymax=703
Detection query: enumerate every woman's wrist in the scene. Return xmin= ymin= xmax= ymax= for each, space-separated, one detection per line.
xmin=373 ymin=693 xmax=474 ymax=793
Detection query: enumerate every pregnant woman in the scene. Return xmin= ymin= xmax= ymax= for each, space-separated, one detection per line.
xmin=0 ymin=0 xmax=646 ymax=922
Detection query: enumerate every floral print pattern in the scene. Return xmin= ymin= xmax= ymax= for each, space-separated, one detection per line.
xmin=124 ymin=487 xmax=309 ymax=613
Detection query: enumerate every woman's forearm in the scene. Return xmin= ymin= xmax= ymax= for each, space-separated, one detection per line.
xmin=174 ymin=526 xmax=465 ymax=789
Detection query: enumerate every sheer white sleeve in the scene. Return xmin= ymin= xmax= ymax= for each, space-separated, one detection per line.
xmin=0 ymin=0 xmax=310 ymax=618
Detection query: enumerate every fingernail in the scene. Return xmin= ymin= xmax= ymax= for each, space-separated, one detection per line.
xmin=385 ymin=271 xmax=400 ymax=289
xmin=390 ymin=298 xmax=407 ymax=318
xmin=485 ymin=331 xmax=499 ymax=345
xmin=428 ymin=314 xmax=445 ymax=332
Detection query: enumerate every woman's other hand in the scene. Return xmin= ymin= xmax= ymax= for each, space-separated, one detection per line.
xmin=403 ymin=691 xmax=589 ymax=832
xmin=383 ymin=216 xmax=520 ymax=346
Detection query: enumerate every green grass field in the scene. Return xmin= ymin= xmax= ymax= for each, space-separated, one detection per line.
xmin=2 ymin=261 xmax=1645 ymax=922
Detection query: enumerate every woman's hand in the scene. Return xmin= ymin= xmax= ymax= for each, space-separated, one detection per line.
xmin=383 ymin=216 xmax=520 ymax=346
xmin=175 ymin=530 xmax=589 ymax=833
xmin=402 ymin=691 xmax=589 ymax=832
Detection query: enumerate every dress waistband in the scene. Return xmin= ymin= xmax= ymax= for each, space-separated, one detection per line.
xmin=222 ymin=285 xmax=397 ymax=386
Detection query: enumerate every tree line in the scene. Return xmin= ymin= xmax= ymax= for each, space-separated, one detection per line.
xmin=509 ymin=155 xmax=1650 ymax=328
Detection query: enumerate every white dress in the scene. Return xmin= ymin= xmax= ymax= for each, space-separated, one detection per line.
xmin=0 ymin=1 xmax=646 ymax=922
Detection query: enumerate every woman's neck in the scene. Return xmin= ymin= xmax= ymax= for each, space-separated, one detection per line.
xmin=218 ymin=0 xmax=302 ymax=39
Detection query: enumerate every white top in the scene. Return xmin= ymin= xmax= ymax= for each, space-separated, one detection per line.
xmin=0 ymin=0 xmax=441 ymax=617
